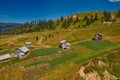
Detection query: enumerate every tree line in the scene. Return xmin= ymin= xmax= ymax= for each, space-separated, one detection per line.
xmin=1 ymin=10 xmax=120 ymax=35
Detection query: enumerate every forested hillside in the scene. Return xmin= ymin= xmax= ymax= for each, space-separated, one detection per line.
xmin=2 ymin=10 xmax=120 ymax=35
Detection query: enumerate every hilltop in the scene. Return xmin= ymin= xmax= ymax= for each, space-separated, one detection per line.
xmin=1 ymin=10 xmax=119 ymax=35
xmin=0 ymin=10 xmax=120 ymax=80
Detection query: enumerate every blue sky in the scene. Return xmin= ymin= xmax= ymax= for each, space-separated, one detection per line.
xmin=0 ymin=0 xmax=120 ymax=23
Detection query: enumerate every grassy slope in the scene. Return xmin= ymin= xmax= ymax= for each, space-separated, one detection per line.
xmin=0 ymin=12 xmax=120 ymax=80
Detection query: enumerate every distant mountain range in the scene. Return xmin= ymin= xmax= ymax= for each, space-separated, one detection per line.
xmin=0 ymin=22 xmax=22 ymax=32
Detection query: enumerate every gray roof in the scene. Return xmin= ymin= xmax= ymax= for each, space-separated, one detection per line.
xmin=60 ymin=40 xmax=67 ymax=43
xmin=25 ymin=42 xmax=32 ymax=45
xmin=0 ymin=54 xmax=11 ymax=61
xmin=19 ymin=46 xmax=29 ymax=53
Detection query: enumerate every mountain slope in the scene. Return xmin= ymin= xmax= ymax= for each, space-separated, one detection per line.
xmin=0 ymin=11 xmax=120 ymax=80
xmin=2 ymin=10 xmax=120 ymax=35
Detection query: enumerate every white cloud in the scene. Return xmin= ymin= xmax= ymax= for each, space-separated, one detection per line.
xmin=108 ymin=0 xmax=120 ymax=2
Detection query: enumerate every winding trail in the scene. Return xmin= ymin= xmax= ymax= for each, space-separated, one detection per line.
xmin=72 ymin=39 xmax=91 ymax=44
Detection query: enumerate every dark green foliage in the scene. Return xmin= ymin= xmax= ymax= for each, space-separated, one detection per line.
xmin=94 ymin=13 xmax=98 ymax=21
xmin=48 ymin=20 xmax=55 ymax=30
xmin=76 ymin=15 xmax=79 ymax=22
xmin=90 ymin=15 xmax=94 ymax=23
xmin=81 ymin=13 xmax=99 ymax=27
xmin=116 ymin=10 xmax=120 ymax=19
xmin=103 ymin=11 xmax=112 ymax=21
xmin=83 ymin=16 xmax=90 ymax=26
xmin=62 ymin=19 xmax=70 ymax=29
xmin=69 ymin=16 xmax=73 ymax=22
xmin=84 ymin=65 xmax=95 ymax=73
xmin=60 ymin=16 xmax=64 ymax=22
xmin=77 ymin=25 xmax=81 ymax=28
xmin=36 ymin=36 xmax=39 ymax=41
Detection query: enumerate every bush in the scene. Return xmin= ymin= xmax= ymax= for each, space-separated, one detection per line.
xmin=84 ymin=66 xmax=95 ymax=73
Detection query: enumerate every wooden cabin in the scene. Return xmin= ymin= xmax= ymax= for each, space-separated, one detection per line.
xmin=24 ymin=42 xmax=32 ymax=47
xmin=14 ymin=46 xmax=29 ymax=58
xmin=60 ymin=40 xmax=71 ymax=50
xmin=92 ymin=33 xmax=103 ymax=41
xmin=0 ymin=54 xmax=11 ymax=61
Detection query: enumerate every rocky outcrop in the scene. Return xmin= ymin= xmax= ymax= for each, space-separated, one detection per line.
xmin=78 ymin=61 xmax=117 ymax=80
xmin=79 ymin=66 xmax=101 ymax=80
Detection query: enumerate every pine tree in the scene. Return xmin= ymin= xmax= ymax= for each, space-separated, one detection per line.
xmin=103 ymin=11 xmax=111 ymax=21
xmin=76 ymin=15 xmax=79 ymax=22
xmin=83 ymin=16 xmax=90 ymax=26
xmin=60 ymin=16 xmax=64 ymax=22
xmin=36 ymin=36 xmax=39 ymax=41
xmin=94 ymin=13 xmax=98 ymax=21
xmin=116 ymin=10 xmax=120 ymax=19
xmin=90 ymin=15 xmax=94 ymax=23
xmin=69 ymin=16 xmax=73 ymax=22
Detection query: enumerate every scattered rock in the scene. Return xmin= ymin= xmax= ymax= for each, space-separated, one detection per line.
xmin=85 ymin=70 xmax=101 ymax=80
xmin=86 ymin=62 xmax=94 ymax=67
xmin=79 ymin=66 xmax=85 ymax=77
xmin=103 ymin=70 xmax=117 ymax=80
xmin=79 ymin=66 xmax=101 ymax=80
xmin=98 ymin=60 xmax=106 ymax=67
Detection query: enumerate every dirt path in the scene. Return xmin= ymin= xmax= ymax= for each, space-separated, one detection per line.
xmin=72 ymin=39 xmax=91 ymax=44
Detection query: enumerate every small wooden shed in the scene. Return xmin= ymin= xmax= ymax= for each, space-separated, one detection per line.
xmin=0 ymin=54 xmax=11 ymax=61
xmin=14 ymin=46 xmax=29 ymax=58
xmin=24 ymin=42 xmax=32 ymax=47
xmin=60 ymin=40 xmax=71 ymax=50
xmin=92 ymin=33 xmax=103 ymax=41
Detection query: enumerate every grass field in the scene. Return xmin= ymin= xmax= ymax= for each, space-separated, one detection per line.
xmin=75 ymin=47 xmax=120 ymax=64
xmin=49 ymin=53 xmax=77 ymax=67
xmin=24 ymin=53 xmax=77 ymax=68
xmin=0 ymin=13 xmax=120 ymax=80
xmin=0 ymin=49 xmax=12 ymax=55
xmin=24 ymin=61 xmax=47 ymax=68
xmin=33 ymin=47 xmax=61 ymax=56
xmin=78 ymin=40 xmax=115 ymax=50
